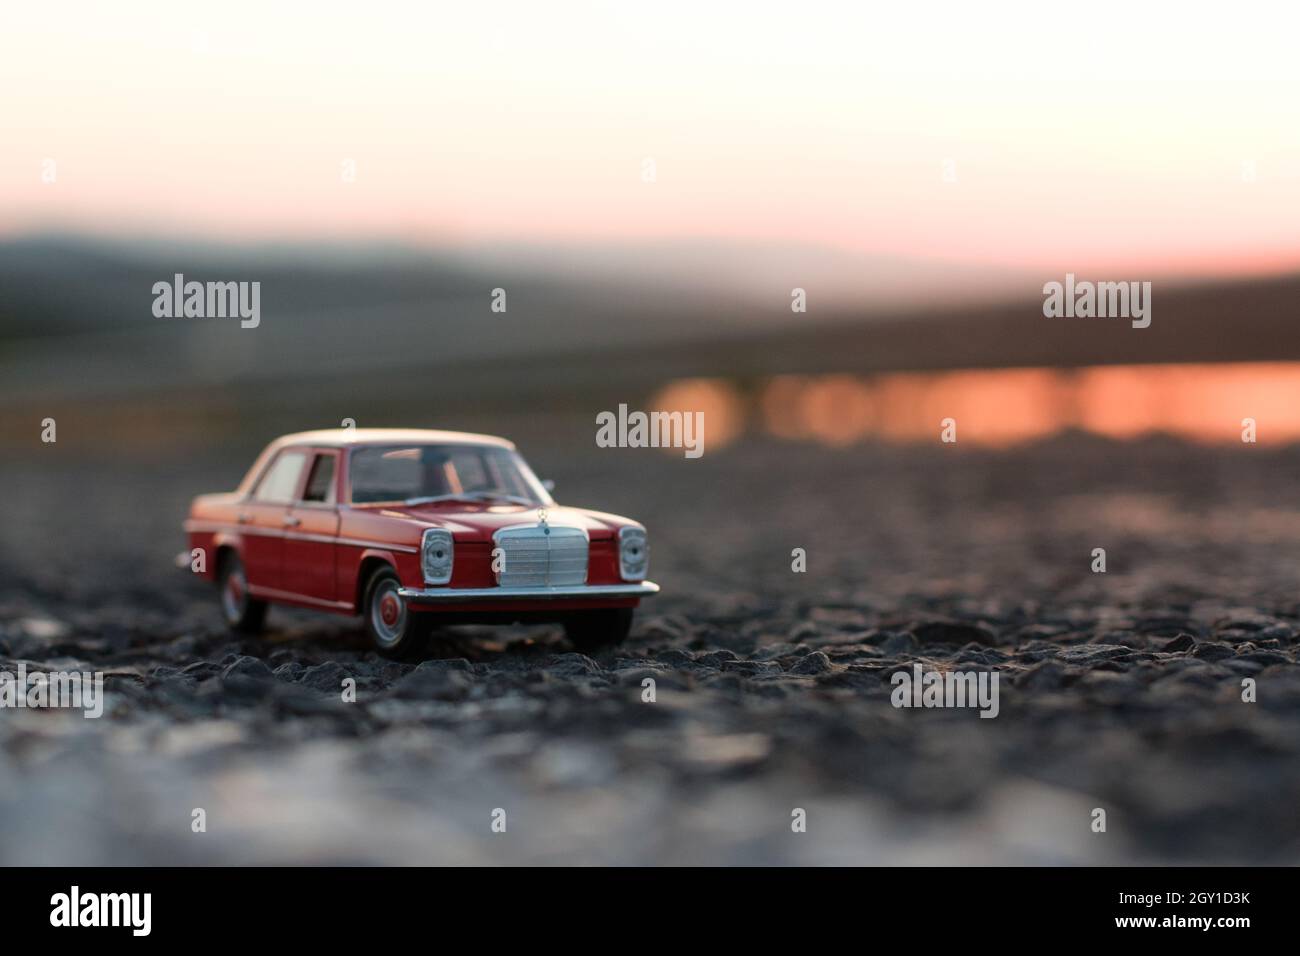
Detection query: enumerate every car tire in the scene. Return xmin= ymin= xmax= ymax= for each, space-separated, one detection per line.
xmin=564 ymin=607 xmax=634 ymax=652
xmin=218 ymin=553 xmax=268 ymax=634
xmin=364 ymin=566 xmax=431 ymax=659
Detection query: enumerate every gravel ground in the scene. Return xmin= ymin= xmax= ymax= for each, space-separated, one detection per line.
xmin=2 ymin=433 xmax=1299 ymax=864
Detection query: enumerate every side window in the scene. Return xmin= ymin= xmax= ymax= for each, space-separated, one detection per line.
xmin=252 ymin=450 xmax=308 ymax=503
xmin=302 ymin=454 xmax=337 ymax=504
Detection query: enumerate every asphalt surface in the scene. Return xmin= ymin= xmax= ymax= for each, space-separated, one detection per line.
xmin=2 ymin=433 xmax=1299 ymax=864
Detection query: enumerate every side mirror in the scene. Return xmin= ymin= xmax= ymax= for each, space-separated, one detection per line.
xmin=541 ymin=479 xmax=556 ymax=494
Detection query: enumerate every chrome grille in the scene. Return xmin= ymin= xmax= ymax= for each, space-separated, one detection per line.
xmin=494 ymin=524 xmax=589 ymax=588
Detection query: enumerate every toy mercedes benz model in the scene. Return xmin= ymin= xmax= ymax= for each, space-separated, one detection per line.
xmin=183 ymin=429 xmax=658 ymax=657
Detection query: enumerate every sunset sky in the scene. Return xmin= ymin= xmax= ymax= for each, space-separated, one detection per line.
xmin=4 ymin=0 xmax=1299 ymax=288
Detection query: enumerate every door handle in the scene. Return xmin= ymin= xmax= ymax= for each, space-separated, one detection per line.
xmin=237 ymin=513 xmax=251 ymax=524
xmin=282 ymin=515 xmax=301 ymax=527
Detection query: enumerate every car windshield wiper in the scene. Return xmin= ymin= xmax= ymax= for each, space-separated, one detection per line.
xmin=401 ymin=492 xmax=536 ymax=507
xmin=400 ymin=494 xmax=481 ymax=506
xmin=460 ymin=491 xmax=537 ymax=506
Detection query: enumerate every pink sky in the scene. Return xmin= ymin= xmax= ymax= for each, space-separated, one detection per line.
xmin=4 ymin=1 xmax=1299 ymax=282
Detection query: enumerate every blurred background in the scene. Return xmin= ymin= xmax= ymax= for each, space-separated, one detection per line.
xmin=2 ymin=1 xmax=1300 ymax=865
xmin=3 ymin=0 xmax=1300 ymax=449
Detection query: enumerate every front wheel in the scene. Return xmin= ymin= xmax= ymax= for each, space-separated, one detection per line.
xmin=564 ymin=607 xmax=634 ymax=652
xmin=364 ymin=567 xmax=431 ymax=659
xmin=219 ymin=554 xmax=267 ymax=634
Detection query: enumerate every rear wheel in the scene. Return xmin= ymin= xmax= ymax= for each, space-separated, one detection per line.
xmin=564 ymin=607 xmax=634 ymax=653
xmin=364 ymin=567 xmax=431 ymax=659
xmin=219 ymin=553 xmax=267 ymax=634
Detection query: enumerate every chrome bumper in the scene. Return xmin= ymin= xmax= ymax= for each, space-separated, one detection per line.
xmin=398 ymin=581 xmax=660 ymax=603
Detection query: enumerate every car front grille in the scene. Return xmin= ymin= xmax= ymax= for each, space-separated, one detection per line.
xmin=494 ymin=524 xmax=589 ymax=588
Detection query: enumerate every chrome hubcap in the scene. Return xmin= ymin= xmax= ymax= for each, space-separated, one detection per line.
xmin=370 ymin=580 xmax=406 ymax=647
xmin=380 ymin=593 xmax=400 ymax=627
xmin=222 ymin=567 xmax=246 ymax=621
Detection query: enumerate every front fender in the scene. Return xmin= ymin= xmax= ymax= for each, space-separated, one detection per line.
xmin=345 ymin=546 xmax=422 ymax=612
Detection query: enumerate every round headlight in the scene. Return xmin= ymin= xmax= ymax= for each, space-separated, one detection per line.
xmin=618 ymin=527 xmax=648 ymax=581
xmin=421 ymin=528 xmax=454 ymax=585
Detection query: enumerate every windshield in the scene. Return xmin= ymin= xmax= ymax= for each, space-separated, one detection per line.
xmin=348 ymin=444 xmax=552 ymax=506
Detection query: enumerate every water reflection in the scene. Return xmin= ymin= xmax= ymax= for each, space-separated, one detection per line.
xmin=650 ymin=363 xmax=1300 ymax=449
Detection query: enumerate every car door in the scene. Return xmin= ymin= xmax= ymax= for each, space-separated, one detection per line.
xmin=240 ymin=447 xmax=310 ymax=593
xmin=281 ymin=449 xmax=342 ymax=603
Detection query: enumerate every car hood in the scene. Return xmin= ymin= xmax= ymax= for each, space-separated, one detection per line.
xmin=365 ymin=502 xmax=637 ymax=543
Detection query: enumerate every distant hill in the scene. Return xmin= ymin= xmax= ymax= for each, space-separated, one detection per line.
xmin=1 ymin=235 xmax=1297 ymax=409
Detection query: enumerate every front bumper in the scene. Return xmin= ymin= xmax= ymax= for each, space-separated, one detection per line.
xmin=398 ymin=581 xmax=660 ymax=604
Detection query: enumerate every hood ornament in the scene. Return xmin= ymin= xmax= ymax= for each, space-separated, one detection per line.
xmin=537 ymin=507 xmax=549 ymax=528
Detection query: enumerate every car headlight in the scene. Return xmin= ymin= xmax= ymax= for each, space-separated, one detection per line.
xmin=421 ymin=528 xmax=454 ymax=585
xmin=618 ymin=526 xmax=648 ymax=581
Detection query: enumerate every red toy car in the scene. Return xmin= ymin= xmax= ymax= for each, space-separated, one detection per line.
xmin=183 ymin=429 xmax=658 ymax=657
